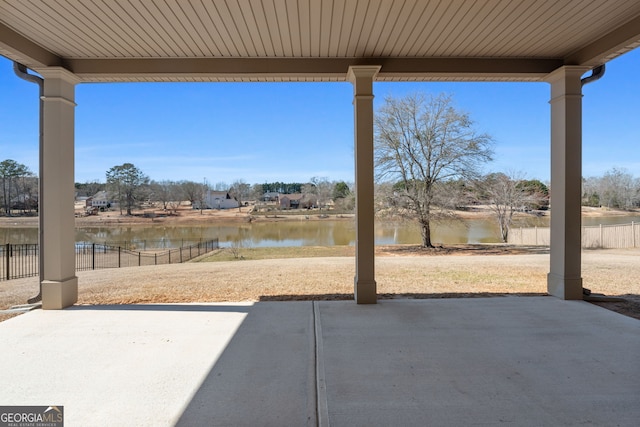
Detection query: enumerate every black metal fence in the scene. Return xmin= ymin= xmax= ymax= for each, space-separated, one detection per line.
xmin=1 ymin=239 xmax=219 ymax=281
xmin=82 ymin=239 xmax=211 ymax=251
xmin=1 ymin=244 xmax=39 ymax=281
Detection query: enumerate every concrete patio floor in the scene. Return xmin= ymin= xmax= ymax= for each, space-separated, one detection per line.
xmin=0 ymin=297 xmax=638 ymax=426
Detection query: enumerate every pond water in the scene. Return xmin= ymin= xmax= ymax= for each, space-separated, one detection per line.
xmin=2 ymin=214 xmax=639 ymax=247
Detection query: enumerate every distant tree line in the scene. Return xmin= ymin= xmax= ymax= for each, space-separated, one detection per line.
xmin=582 ymin=167 xmax=640 ymax=210
xmin=6 ymin=161 xmax=630 ymax=214
xmin=68 ymin=161 xmax=640 ymax=244
xmin=0 ymin=159 xmax=37 ymax=215
xmin=261 ymin=182 xmax=304 ymax=194
xmin=71 ymin=164 xmax=356 ymax=216
xmin=374 ymin=173 xmax=549 ymax=243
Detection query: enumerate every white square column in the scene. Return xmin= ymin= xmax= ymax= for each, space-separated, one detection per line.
xmin=37 ymin=67 xmax=80 ymax=309
xmin=348 ymin=65 xmax=380 ymax=304
xmin=546 ymin=66 xmax=591 ymax=300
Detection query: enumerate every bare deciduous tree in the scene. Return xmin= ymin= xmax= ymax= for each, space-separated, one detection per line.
xmin=180 ymin=180 xmax=204 ymax=209
xmin=598 ymin=168 xmax=638 ymax=209
xmin=150 ymin=180 xmax=175 ymax=210
xmin=375 ymin=92 xmax=493 ymax=247
xmin=301 ymin=183 xmax=317 ymax=208
xmin=311 ymin=177 xmax=333 ymax=210
xmin=481 ymin=172 xmax=531 ymax=242
xmin=75 ymin=181 xmax=105 ymax=198
xmin=0 ymin=159 xmax=32 ymax=215
xmin=229 ymin=179 xmax=250 ymax=211
xmin=212 ymin=181 xmax=229 ymax=191
xmin=166 ymin=183 xmax=184 ymax=214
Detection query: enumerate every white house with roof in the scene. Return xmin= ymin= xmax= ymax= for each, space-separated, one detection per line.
xmin=88 ymin=190 xmax=114 ymax=209
xmin=193 ymin=191 xmax=239 ymax=210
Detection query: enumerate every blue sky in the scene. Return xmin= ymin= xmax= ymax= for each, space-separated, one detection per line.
xmin=1 ymin=49 xmax=638 ymax=185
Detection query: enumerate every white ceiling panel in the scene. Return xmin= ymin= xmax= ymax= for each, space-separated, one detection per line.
xmin=0 ymin=0 xmax=638 ymax=81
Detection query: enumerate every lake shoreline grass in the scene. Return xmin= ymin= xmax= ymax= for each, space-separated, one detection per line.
xmin=196 ymin=243 xmax=551 ymax=263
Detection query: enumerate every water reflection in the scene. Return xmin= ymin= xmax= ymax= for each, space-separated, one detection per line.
xmin=2 ymin=214 xmax=640 ymax=247
xmin=0 ymin=227 xmax=39 ymax=244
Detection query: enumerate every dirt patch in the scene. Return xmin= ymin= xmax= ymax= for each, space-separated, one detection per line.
xmin=376 ymin=244 xmax=549 ymax=256
xmin=590 ymin=294 xmax=640 ymax=321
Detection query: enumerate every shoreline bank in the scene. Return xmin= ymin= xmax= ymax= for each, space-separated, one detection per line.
xmin=0 ymin=205 xmax=637 ymax=228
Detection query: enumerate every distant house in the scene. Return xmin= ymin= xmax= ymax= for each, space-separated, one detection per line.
xmin=279 ymin=193 xmax=317 ymax=209
xmin=262 ymin=192 xmax=280 ymax=202
xmin=194 ymin=191 xmax=239 ymax=210
xmin=10 ymin=193 xmax=38 ymax=210
xmin=89 ymin=191 xmax=113 ymax=209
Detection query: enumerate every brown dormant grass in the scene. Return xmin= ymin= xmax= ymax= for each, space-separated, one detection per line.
xmin=2 ymin=246 xmax=639 ymax=321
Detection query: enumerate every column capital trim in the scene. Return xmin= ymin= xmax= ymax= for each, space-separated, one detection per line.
xmin=347 ymin=65 xmax=382 ymax=83
xmin=547 ymin=65 xmax=592 ymax=99
xmin=34 ymin=66 xmax=81 ymax=85
xmin=545 ymin=65 xmax=592 ymax=84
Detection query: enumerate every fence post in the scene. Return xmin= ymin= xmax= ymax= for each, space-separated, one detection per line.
xmin=138 ymin=252 xmax=141 ymax=266
xmin=633 ymin=222 xmax=636 ymax=248
xmin=169 ymin=250 xmax=171 ymax=264
xmin=154 ymin=253 xmax=157 ymax=265
xmin=180 ymin=247 xmax=183 ymax=263
xmin=92 ymin=243 xmax=96 ymax=270
xmin=600 ymin=224 xmax=603 ymax=248
xmin=118 ymin=247 xmax=121 ymax=268
xmin=5 ymin=243 xmax=9 ymax=281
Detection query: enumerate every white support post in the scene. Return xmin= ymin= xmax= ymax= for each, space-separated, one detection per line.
xmin=546 ymin=66 xmax=590 ymax=300
xmin=37 ymin=67 xmax=80 ymax=309
xmin=600 ymin=224 xmax=603 ymax=248
xmin=348 ymin=65 xmax=380 ymax=304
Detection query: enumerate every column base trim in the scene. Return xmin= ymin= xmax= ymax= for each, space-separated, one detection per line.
xmin=547 ymin=273 xmax=583 ymax=300
xmin=42 ymin=277 xmax=78 ymax=309
xmin=354 ymin=278 xmax=377 ymax=304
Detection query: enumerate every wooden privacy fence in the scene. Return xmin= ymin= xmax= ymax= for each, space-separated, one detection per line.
xmin=1 ymin=239 xmax=219 ymax=282
xmin=508 ymin=222 xmax=640 ymax=249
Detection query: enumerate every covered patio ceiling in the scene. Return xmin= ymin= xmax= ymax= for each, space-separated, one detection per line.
xmin=1 ymin=0 xmax=640 ymax=82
